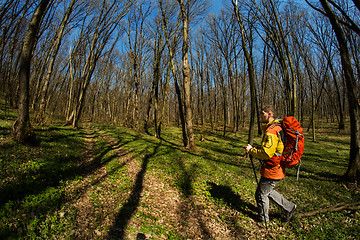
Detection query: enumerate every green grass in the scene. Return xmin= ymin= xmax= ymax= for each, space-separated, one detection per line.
xmin=0 ymin=102 xmax=359 ymax=239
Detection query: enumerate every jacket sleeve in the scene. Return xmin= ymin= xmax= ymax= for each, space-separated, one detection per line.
xmin=249 ymin=132 xmax=279 ymax=160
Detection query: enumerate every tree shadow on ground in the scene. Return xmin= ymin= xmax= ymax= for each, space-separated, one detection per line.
xmin=0 ymin=127 xmax=138 ymax=239
xmin=106 ymin=144 xmax=160 ymax=240
xmin=208 ymin=182 xmax=258 ymax=221
xmin=175 ymin=158 xmax=213 ymax=238
xmin=0 ymin=139 xmax=130 ymax=207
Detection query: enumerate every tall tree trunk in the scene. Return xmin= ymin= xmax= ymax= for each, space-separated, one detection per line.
xmin=206 ymin=69 xmax=214 ymax=131
xmin=66 ymin=47 xmax=75 ymax=123
xmin=320 ymin=0 xmax=360 ymax=181
xmin=214 ymin=57 xmax=227 ymax=136
xmin=226 ymin=60 xmax=238 ymax=133
xmin=220 ymin=69 xmax=227 ymax=137
xmin=328 ymin=57 xmax=345 ymax=130
xmin=157 ymin=62 xmax=171 ymax=138
xmin=132 ymin=61 xmax=139 ymax=130
xmin=200 ymin=68 xmax=205 ymax=131
xmin=160 ymin=1 xmax=187 ymax=146
xmin=309 ymin=69 xmax=316 ymax=142
xmin=232 ymin=0 xmax=256 ymax=144
xmin=154 ymin=66 xmax=159 ymax=138
xmin=175 ymin=73 xmax=188 ymax=147
xmin=12 ymin=0 xmax=50 ymax=143
xmin=144 ymin=71 xmax=156 ymax=134
xmin=178 ymin=0 xmax=195 ymax=150
xmin=145 ymin=32 xmax=164 ymax=136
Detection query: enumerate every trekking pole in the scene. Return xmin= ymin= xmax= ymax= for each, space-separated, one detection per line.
xmin=249 ymin=155 xmax=268 ymax=231
xmin=249 ymin=155 xmax=258 ymax=185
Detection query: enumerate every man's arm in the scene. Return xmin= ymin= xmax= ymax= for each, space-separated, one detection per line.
xmin=247 ymin=132 xmax=279 ymax=160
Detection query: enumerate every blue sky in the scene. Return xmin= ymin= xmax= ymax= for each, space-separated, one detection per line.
xmin=210 ymin=0 xmax=224 ymax=14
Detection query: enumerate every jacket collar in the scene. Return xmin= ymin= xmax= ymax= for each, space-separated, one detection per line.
xmin=262 ymin=118 xmax=282 ymax=131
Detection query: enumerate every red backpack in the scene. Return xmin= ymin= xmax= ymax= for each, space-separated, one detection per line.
xmin=279 ymin=116 xmax=304 ymax=169
xmin=267 ymin=116 xmax=304 ymax=180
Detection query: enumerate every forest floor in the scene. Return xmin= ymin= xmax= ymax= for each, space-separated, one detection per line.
xmin=74 ymin=126 xmax=265 ymax=239
xmin=1 ymin=117 xmax=360 ymax=239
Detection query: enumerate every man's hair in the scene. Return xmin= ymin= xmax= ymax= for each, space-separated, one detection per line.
xmin=262 ymin=105 xmax=276 ymax=118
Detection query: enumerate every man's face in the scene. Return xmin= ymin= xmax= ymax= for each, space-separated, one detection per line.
xmin=260 ymin=110 xmax=272 ymax=123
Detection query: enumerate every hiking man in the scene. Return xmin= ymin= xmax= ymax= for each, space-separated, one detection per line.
xmin=245 ymin=105 xmax=297 ymax=223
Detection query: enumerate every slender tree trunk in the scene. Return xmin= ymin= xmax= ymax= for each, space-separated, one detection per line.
xmin=160 ymin=1 xmax=187 ymax=146
xmin=154 ymin=70 xmax=159 ymax=138
xmin=220 ymin=71 xmax=227 ymax=137
xmin=309 ymin=71 xmax=316 ymax=142
xmin=145 ymin=36 xmax=164 ymax=135
xmin=214 ymin=57 xmax=227 ymax=136
xmin=254 ymin=0 xmax=294 ymax=116
xmin=226 ymin=60 xmax=238 ymax=133
xmin=200 ymin=68 xmax=205 ymax=131
xmin=72 ymin=44 xmax=99 ymax=127
xmin=132 ymin=61 xmax=139 ymax=130
xmin=157 ymin=62 xmax=171 ymax=138
xmin=145 ymin=72 xmax=156 ymax=134
xmin=178 ymin=0 xmax=195 ymax=150
xmin=206 ymin=70 xmax=214 ymax=131
xmin=66 ymin=47 xmax=75 ymax=123
xmin=328 ymin=58 xmax=345 ymax=130
xmin=234 ymin=60 xmax=241 ymax=134
xmin=232 ymin=0 xmax=256 ymax=144
xmin=13 ymin=0 xmax=50 ymax=143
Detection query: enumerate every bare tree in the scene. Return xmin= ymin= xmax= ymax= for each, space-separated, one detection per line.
xmin=145 ymin=6 xmax=166 ymax=136
xmin=12 ymin=0 xmax=51 ymax=143
xmin=232 ymin=0 xmax=257 ymax=144
xmin=308 ymin=0 xmax=360 ymax=180
xmin=177 ymin=0 xmax=196 ymax=150
xmin=160 ymin=0 xmax=187 ymax=146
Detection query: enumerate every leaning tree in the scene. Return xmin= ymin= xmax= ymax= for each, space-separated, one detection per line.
xmin=13 ymin=0 xmax=52 ymax=144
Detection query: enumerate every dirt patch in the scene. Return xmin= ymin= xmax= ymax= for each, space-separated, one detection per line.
xmin=56 ymin=128 xmax=139 ymax=239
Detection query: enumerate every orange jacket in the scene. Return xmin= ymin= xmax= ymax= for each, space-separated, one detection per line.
xmin=249 ymin=119 xmax=285 ymax=180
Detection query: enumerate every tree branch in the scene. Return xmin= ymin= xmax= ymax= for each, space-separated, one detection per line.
xmin=296 ymin=202 xmax=360 ymax=218
xmin=327 ymin=0 xmax=360 ymax=35
xmin=305 ymin=0 xmax=327 ymax=16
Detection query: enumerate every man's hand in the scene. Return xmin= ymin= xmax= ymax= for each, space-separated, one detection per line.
xmin=246 ymin=144 xmax=253 ymax=154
